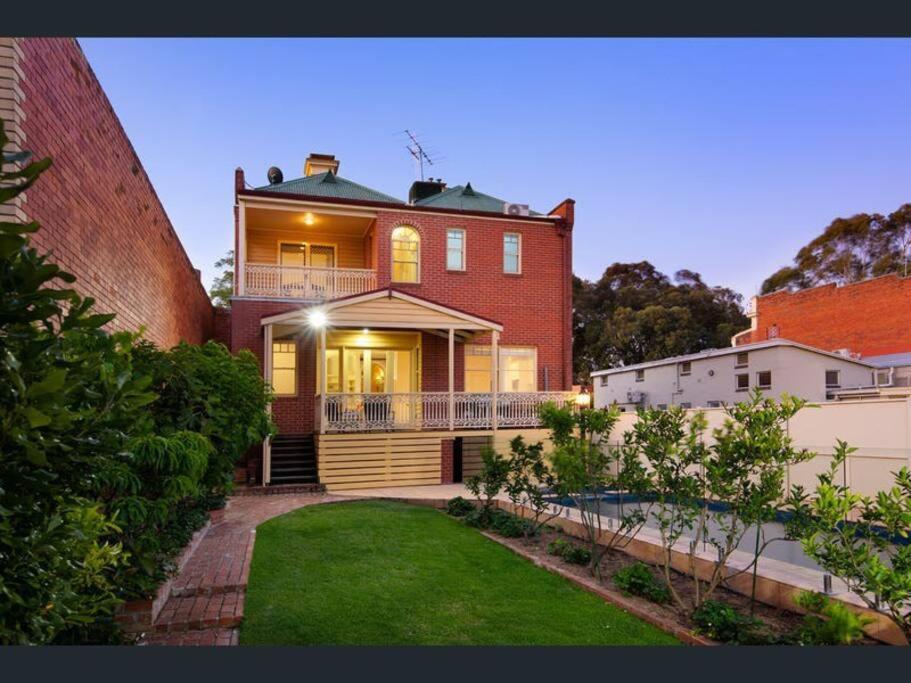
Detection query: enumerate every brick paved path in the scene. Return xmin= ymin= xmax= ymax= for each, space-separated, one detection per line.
xmin=139 ymin=492 xmax=343 ymax=646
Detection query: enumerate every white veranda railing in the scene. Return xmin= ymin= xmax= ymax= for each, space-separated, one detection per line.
xmin=243 ymin=263 xmax=377 ymax=300
xmin=317 ymin=392 xmax=575 ymax=432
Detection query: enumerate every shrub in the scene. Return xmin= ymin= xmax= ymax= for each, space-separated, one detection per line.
xmin=132 ymin=339 xmax=275 ymax=495
xmin=613 ymin=562 xmax=671 ymax=604
xmin=787 ymin=440 xmax=911 ymax=642
xmin=793 ymin=592 xmax=872 ymax=646
xmin=691 ymin=600 xmax=769 ymax=644
xmin=547 ymin=538 xmax=592 ymax=566
xmin=465 ymin=447 xmax=510 ymax=512
xmin=0 ymin=121 xmax=143 ymax=644
xmin=463 ymin=508 xmax=533 ymax=538
xmin=446 ymin=496 xmax=475 ymax=517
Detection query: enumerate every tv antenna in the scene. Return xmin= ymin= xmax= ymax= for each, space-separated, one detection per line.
xmin=403 ymin=129 xmax=438 ymax=181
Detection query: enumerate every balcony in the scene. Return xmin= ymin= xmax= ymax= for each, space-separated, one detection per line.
xmin=243 ymin=263 xmax=377 ymax=301
xmin=316 ymin=391 xmax=575 ymax=433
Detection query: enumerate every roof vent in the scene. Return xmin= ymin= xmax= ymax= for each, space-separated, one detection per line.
xmin=267 ymin=166 xmax=283 ymax=185
xmin=408 ymin=179 xmax=447 ymax=204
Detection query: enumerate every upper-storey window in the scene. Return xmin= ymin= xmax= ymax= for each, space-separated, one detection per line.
xmin=392 ymin=226 xmax=420 ymax=283
xmin=504 ymin=233 xmax=521 ymax=274
xmin=447 ymin=229 xmax=465 ymax=271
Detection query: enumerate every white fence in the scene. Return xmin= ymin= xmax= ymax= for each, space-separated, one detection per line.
xmin=317 ymin=392 xmax=575 ymax=433
xmin=243 ymin=263 xmax=377 ymax=300
xmin=607 ymin=397 xmax=911 ymax=500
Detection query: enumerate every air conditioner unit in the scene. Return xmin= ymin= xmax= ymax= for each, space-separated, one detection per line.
xmin=503 ymin=203 xmax=530 ymax=216
xmin=626 ymin=391 xmax=646 ymax=404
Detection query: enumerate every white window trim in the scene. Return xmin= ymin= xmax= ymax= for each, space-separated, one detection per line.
xmin=679 ymin=361 xmax=691 ymax=376
xmin=446 ymin=228 xmax=466 ymax=272
xmin=391 ymin=226 xmax=421 ymax=284
xmin=735 ymin=372 xmax=749 ymax=391
xmin=756 ymin=370 xmax=772 ymax=390
xmin=735 ymin=352 xmax=749 ymax=368
xmin=464 ymin=344 xmax=538 ymax=392
xmin=825 ymin=369 xmax=841 ymax=388
xmin=503 ymin=232 xmax=522 ymax=274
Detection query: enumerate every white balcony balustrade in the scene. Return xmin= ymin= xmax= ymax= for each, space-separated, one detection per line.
xmin=316 ymin=391 xmax=575 ymax=433
xmin=243 ymin=263 xmax=377 ymax=301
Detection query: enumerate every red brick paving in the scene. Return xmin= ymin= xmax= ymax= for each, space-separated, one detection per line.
xmin=139 ymin=492 xmax=342 ymax=646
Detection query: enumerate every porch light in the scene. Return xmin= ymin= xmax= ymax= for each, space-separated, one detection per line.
xmin=302 ymin=212 xmax=315 ymax=226
xmin=575 ymin=389 xmax=591 ymax=408
xmin=308 ymin=310 xmax=327 ymax=328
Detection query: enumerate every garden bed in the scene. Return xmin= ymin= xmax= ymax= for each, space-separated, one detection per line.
xmin=464 ymin=504 xmax=882 ymax=646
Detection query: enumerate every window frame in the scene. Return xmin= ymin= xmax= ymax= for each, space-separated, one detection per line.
xmin=446 ymin=228 xmax=466 ymax=272
xmin=277 ymin=240 xmax=337 ymax=268
xmin=680 ymin=402 xmax=692 ymax=409
xmin=599 ymin=375 xmax=609 ymax=387
xmin=503 ymin=232 xmax=522 ymax=275
xmin=464 ymin=344 xmax=538 ymax=393
xmin=735 ymin=351 xmax=749 ymax=368
xmin=735 ymin=372 xmax=749 ymax=392
xmin=756 ymin=370 xmax=772 ymax=390
xmin=635 ymin=369 xmax=645 ymax=382
xmin=679 ymin=361 xmax=692 ymax=376
xmin=825 ymin=369 xmax=841 ymax=388
xmin=272 ymin=340 xmax=298 ymax=397
xmin=391 ymin=225 xmax=421 ymax=284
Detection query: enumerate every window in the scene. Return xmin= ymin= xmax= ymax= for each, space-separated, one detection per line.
xmin=656 ymin=404 xmax=668 ymax=411
xmin=446 ymin=229 xmax=465 ymax=271
xmin=707 ymin=400 xmax=722 ymax=408
xmin=735 ymin=352 xmax=749 ymax=368
xmin=756 ymin=371 xmax=772 ymax=389
xmin=599 ymin=375 xmax=609 ymax=387
xmin=635 ymin=369 xmax=645 ymax=382
xmin=272 ymin=341 xmax=297 ymax=396
xmin=503 ymin=233 xmax=521 ymax=274
xmin=679 ymin=361 xmax=692 ymax=376
xmin=391 ymin=226 xmax=420 ymax=282
xmin=464 ymin=345 xmax=537 ymax=392
xmin=735 ymin=373 xmax=749 ymax=391
xmin=825 ymin=370 xmax=841 ymax=388
xmin=680 ymin=402 xmax=692 ymax=409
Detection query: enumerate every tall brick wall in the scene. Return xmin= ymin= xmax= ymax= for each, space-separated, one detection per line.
xmin=10 ymin=38 xmax=213 ymax=347
xmin=743 ymin=274 xmax=911 ymax=357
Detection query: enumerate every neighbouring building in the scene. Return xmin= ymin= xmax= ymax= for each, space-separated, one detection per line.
xmin=0 ymin=38 xmax=213 ymax=347
xmin=230 ymin=155 xmax=575 ymax=488
xmin=592 ymin=339 xmax=878 ymax=412
xmin=731 ymin=274 xmax=911 ymax=397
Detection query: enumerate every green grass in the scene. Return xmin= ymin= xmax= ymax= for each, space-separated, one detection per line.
xmin=240 ymin=500 xmax=679 ymax=645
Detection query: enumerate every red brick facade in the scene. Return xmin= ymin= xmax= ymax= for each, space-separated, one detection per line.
xmin=13 ymin=38 xmax=213 ymax=347
xmin=736 ymin=273 xmax=911 ymax=358
xmin=440 ymin=439 xmax=454 ymax=484
xmin=229 ymin=201 xmax=574 ymax=437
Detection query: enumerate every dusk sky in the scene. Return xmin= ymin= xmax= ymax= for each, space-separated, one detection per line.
xmin=79 ymin=39 xmax=911 ymax=303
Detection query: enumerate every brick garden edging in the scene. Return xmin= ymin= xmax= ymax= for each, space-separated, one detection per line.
xmin=115 ymin=519 xmax=212 ymax=635
xmin=481 ymin=531 xmax=714 ymax=646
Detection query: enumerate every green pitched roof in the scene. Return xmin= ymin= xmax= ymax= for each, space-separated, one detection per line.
xmin=254 ymin=171 xmax=404 ymax=204
xmin=413 ymin=183 xmax=541 ymax=215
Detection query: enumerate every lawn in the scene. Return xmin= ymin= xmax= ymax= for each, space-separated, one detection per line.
xmin=240 ymin=500 xmax=679 ymax=645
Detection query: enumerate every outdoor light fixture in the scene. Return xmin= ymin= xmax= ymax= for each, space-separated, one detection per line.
xmin=302 ymin=212 xmax=315 ymax=226
xmin=362 ymin=328 xmax=369 ymax=334
xmin=308 ymin=310 xmax=327 ymax=328
xmin=575 ymin=390 xmax=591 ymax=408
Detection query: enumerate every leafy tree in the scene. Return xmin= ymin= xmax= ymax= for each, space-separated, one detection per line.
xmin=573 ymin=263 xmax=748 ymax=381
xmin=761 ymin=203 xmax=911 ymax=294
xmin=209 ymin=250 xmax=234 ymax=307
xmin=501 ymin=436 xmax=560 ymax=540
xmin=786 ymin=441 xmax=911 ymax=643
xmin=465 ymin=447 xmax=510 ymax=522
xmin=544 ymin=403 xmax=652 ymax=580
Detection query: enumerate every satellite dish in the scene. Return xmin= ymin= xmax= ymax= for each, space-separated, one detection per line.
xmin=267 ymin=166 xmax=284 ymax=185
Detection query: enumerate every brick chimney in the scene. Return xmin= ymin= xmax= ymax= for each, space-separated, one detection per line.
xmin=408 ymin=178 xmax=447 ymax=204
xmin=234 ymin=167 xmax=245 ymax=194
xmin=304 ymin=153 xmax=339 ymax=177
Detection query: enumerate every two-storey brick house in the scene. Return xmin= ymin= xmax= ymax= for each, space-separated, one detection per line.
xmin=229 ymin=154 xmax=575 ymax=490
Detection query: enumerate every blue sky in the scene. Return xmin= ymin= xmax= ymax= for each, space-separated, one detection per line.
xmin=79 ymin=39 xmax=911 ymax=303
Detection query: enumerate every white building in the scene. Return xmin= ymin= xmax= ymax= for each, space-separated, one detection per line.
xmin=591 ymin=339 xmax=878 ymax=411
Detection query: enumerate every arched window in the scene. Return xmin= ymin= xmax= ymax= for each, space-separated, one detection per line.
xmin=391 ymin=226 xmax=420 ymax=283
